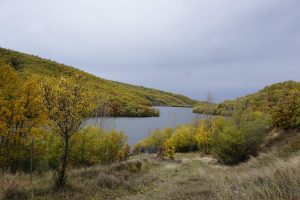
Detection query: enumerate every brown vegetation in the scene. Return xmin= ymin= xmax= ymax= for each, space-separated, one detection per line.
xmin=2 ymin=147 xmax=300 ymax=200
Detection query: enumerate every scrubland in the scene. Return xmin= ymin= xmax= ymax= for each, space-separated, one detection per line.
xmin=2 ymin=136 xmax=300 ymax=200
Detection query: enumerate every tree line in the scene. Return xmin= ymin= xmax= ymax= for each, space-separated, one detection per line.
xmin=0 ymin=63 xmax=130 ymax=188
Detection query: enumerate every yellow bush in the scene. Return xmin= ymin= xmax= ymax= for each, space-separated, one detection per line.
xmin=194 ymin=120 xmax=211 ymax=154
xmin=167 ymin=125 xmax=197 ymax=152
xmin=69 ymin=126 xmax=129 ymax=166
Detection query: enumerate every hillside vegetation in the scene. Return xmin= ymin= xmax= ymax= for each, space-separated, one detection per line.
xmin=193 ymin=81 xmax=300 ymax=120
xmin=0 ymin=47 xmax=197 ymax=117
xmin=135 ymin=80 xmax=300 ymax=165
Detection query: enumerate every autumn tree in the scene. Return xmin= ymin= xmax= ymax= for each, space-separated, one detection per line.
xmin=0 ymin=64 xmax=46 ymax=172
xmin=41 ymin=75 xmax=95 ymax=188
xmin=163 ymin=140 xmax=175 ymax=160
xmin=272 ymin=88 xmax=300 ymax=129
xmin=194 ymin=120 xmax=211 ymax=154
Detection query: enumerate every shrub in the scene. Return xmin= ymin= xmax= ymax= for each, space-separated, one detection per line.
xmin=95 ymin=173 xmax=129 ymax=189
xmin=133 ymin=128 xmax=173 ymax=153
xmin=163 ymin=140 xmax=175 ymax=160
xmin=127 ymin=161 xmax=142 ymax=173
xmin=69 ymin=126 xmax=102 ymax=167
xmin=99 ymin=130 xmax=128 ymax=164
xmin=211 ymin=113 xmax=270 ymax=164
xmin=69 ymin=126 xmax=129 ymax=166
xmin=211 ymin=122 xmax=247 ymax=164
xmin=167 ymin=125 xmax=197 ymax=152
xmin=118 ymin=144 xmax=131 ymax=161
xmin=194 ymin=120 xmax=211 ymax=154
xmin=45 ymin=133 xmax=62 ymax=170
xmin=272 ymin=88 xmax=300 ymax=129
xmin=111 ymin=161 xmax=142 ymax=174
xmin=193 ymin=103 xmax=219 ymax=115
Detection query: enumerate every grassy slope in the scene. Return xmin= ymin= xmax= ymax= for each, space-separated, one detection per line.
xmin=193 ymin=80 xmax=300 ymax=115
xmin=0 ymin=47 xmax=198 ymax=115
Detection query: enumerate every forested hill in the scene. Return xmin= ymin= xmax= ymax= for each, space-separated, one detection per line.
xmin=0 ymin=47 xmax=198 ymax=116
xmin=193 ymin=81 xmax=300 ymax=129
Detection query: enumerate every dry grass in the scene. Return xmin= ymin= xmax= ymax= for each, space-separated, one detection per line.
xmin=2 ymin=152 xmax=300 ymax=200
xmin=119 ymin=152 xmax=300 ymax=200
xmin=147 ymin=153 xmax=300 ymax=200
xmin=0 ymin=160 xmax=150 ymax=200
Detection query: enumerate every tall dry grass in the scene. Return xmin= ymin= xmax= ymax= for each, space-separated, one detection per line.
xmin=166 ymin=153 xmax=300 ymax=200
xmin=0 ymin=160 xmax=148 ymax=200
xmin=1 ymin=153 xmax=300 ymax=200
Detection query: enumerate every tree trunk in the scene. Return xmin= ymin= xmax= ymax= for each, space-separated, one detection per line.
xmin=55 ymin=136 xmax=69 ymax=188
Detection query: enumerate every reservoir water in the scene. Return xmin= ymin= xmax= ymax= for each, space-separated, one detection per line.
xmin=87 ymin=107 xmax=205 ymax=146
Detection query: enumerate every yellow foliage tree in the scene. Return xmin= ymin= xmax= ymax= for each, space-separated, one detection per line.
xmin=163 ymin=140 xmax=175 ymax=160
xmin=41 ymin=75 xmax=95 ymax=188
xmin=194 ymin=120 xmax=211 ymax=154
xmin=0 ymin=64 xmax=46 ymax=171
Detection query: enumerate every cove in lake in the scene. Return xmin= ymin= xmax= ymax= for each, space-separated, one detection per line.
xmin=87 ymin=107 xmax=205 ymax=146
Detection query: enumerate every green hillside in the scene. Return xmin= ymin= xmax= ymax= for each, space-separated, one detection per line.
xmin=193 ymin=81 xmax=300 ymax=127
xmin=0 ymin=47 xmax=198 ymax=116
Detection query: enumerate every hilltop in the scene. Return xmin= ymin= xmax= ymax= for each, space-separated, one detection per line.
xmin=0 ymin=47 xmax=198 ymax=117
xmin=193 ymin=80 xmax=300 ymax=116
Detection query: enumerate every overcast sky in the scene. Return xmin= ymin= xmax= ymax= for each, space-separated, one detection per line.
xmin=0 ymin=0 xmax=299 ymax=101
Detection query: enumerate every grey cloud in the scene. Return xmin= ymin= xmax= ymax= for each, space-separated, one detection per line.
xmin=0 ymin=0 xmax=299 ymax=101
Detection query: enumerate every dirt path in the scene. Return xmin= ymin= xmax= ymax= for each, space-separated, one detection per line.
xmin=118 ymin=156 xmax=216 ymax=200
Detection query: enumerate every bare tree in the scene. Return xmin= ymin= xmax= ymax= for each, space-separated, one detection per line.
xmin=204 ymin=91 xmax=215 ymax=121
xmin=93 ymin=97 xmax=112 ymax=129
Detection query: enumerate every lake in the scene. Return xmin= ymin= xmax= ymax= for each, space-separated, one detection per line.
xmin=87 ymin=107 xmax=205 ymax=146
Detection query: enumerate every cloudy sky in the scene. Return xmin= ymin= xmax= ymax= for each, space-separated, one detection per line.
xmin=0 ymin=0 xmax=299 ymax=101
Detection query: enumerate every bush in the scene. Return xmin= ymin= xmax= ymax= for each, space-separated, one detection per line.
xmin=194 ymin=120 xmax=211 ymax=154
xmin=68 ymin=126 xmax=129 ymax=166
xmin=133 ymin=128 xmax=173 ymax=153
xmin=127 ymin=161 xmax=142 ymax=173
xmin=163 ymin=140 xmax=175 ymax=160
xmin=118 ymin=144 xmax=131 ymax=161
xmin=111 ymin=161 xmax=142 ymax=173
xmin=211 ymin=113 xmax=270 ymax=164
xmin=167 ymin=125 xmax=197 ymax=152
xmin=193 ymin=103 xmax=219 ymax=115
xmin=272 ymin=88 xmax=300 ymax=129
xmin=211 ymin=122 xmax=247 ymax=164
xmin=95 ymin=173 xmax=129 ymax=189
